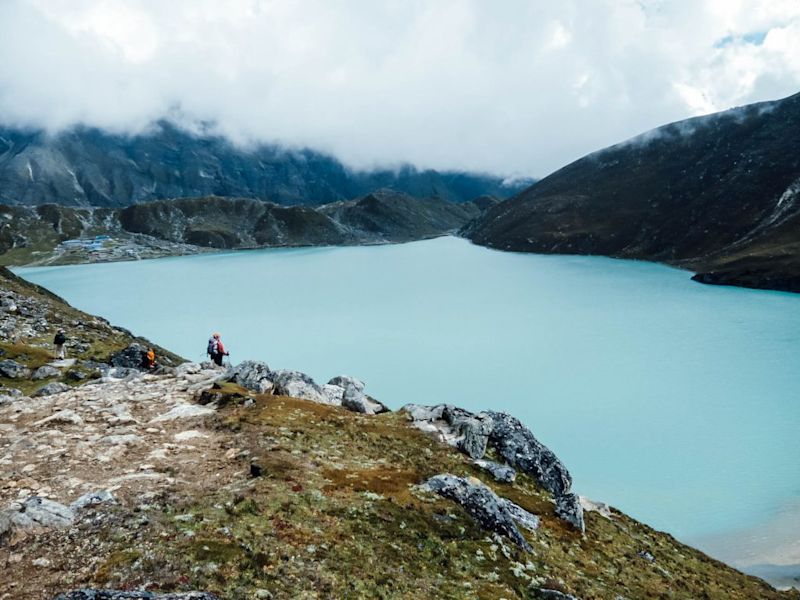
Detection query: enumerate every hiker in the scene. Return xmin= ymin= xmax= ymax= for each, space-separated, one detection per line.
xmin=53 ymin=329 xmax=67 ymax=359
xmin=141 ymin=347 xmax=156 ymax=370
xmin=207 ymin=332 xmax=229 ymax=367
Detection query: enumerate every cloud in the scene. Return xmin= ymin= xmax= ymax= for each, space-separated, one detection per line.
xmin=0 ymin=0 xmax=799 ymax=177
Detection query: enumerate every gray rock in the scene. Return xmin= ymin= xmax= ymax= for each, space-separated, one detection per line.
xmin=109 ymin=343 xmax=146 ymax=369
xmin=341 ymin=383 xmax=372 ymax=414
xmin=3 ymin=496 xmax=75 ymax=529
xmin=150 ymin=404 xmax=214 ymax=422
xmin=554 ymin=492 xmax=585 ymax=534
xmin=0 ymin=359 xmax=31 ymax=379
xmin=70 ymin=490 xmax=115 ymax=511
xmin=34 ymin=409 xmax=83 ymax=426
xmin=320 ymin=384 xmax=345 ymax=406
xmin=402 ymin=404 xmax=492 ymax=459
xmin=327 ymin=375 xmax=365 ymax=394
xmin=271 ymin=369 xmax=326 ymax=403
xmin=474 ymin=459 xmax=516 ymax=483
xmin=637 ymin=550 xmax=655 ymax=563
xmin=33 ymin=382 xmax=71 ymax=397
xmin=486 ymin=411 xmax=573 ymax=497
xmin=402 ymin=404 xmax=445 ymax=422
xmin=53 ymin=592 xmax=221 ymax=599
xmin=175 ymin=362 xmax=202 ymax=377
xmin=423 ymin=474 xmax=534 ymax=551
xmin=32 ymin=365 xmax=61 ymax=380
xmin=443 ymin=406 xmax=493 ymax=459
xmin=224 ymin=360 xmax=274 ymax=394
xmin=500 ymin=498 xmax=540 ymax=532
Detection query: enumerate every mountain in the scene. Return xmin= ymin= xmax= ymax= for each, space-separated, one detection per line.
xmin=465 ymin=91 xmax=800 ymax=292
xmin=0 ymin=191 xmax=485 ymax=265
xmin=0 ymin=121 xmax=526 ymax=207
xmin=2 ymin=269 xmax=798 ymax=599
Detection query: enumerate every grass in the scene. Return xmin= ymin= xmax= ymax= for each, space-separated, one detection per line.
xmin=79 ymin=395 xmax=800 ymax=599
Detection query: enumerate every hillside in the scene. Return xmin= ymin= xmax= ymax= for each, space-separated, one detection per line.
xmin=0 ymin=121 xmax=525 ymax=207
xmin=0 ymin=192 xmax=484 ymax=266
xmin=465 ymin=91 xmax=800 ymax=292
xmin=1 ymin=268 xmax=798 ymax=599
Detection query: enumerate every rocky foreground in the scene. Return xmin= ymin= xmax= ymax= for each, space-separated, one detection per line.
xmin=1 ymin=268 xmax=799 ymax=599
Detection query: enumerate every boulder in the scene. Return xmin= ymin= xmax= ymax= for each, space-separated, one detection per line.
xmin=341 ymin=383 xmax=372 ymax=414
xmin=443 ymin=406 xmax=493 ymax=459
xmin=501 ymin=498 xmax=540 ymax=532
xmin=486 ymin=411 xmax=573 ymax=497
xmin=402 ymin=404 xmax=492 ymax=459
xmin=327 ymin=375 xmax=365 ymax=394
xmin=33 ymin=382 xmax=71 ymax=397
xmin=224 ymin=360 xmax=274 ymax=394
xmin=320 ymin=384 xmax=345 ymax=406
xmin=3 ymin=496 xmax=75 ymax=529
xmin=474 ymin=459 xmax=516 ymax=483
xmin=423 ymin=474 xmax=535 ymax=551
xmin=53 ymin=592 xmax=221 ymax=600
xmin=109 ymin=343 xmax=146 ymax=369
xmin=271 ymin=369 xmax=326 ymax=403
xmin=554 ymin=492 xmax=585 ymax=534
xmin=150 ymin=404 xmax=215 ymax=422
xmin=0 ymin=359 xmax=31 ymax=379
xmin=32 ymin=365 xmax=61 ymax=380
xmin=175 ymin=362 xmax=202 ymax=377
xmin=34 ymin=409 xmax=83 ymax=426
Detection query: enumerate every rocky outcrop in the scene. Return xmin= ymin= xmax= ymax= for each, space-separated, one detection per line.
xmin=485 ymin=411 xmax=572 ymax=498
xmin=474 ymin=459 xmax=516 ymax=483
xmin=328 ymin=375 xmax=388 ymax=415
xmin=423 ymin=474 xmax=537 ymax=551
xmin=33 ymin=382 xmax=71 ymax=396
xmin=223 ymin=360 xmax=274 ymax=394
xmin=555 ymin=493 xmax=586 ymax=534
xmin=0 ymin=359 xmax=31 ymax=379
xmin=271 ymin=369 xmax=327 ymax=404
xmin=2 ymin=496 xmax=75 ymax=530
xmin=109 ymin=344 xmax=147 ymax=369
xmin=403 ymin=404 xmax=585 ymax=532
xmin=402 ymin=404 xmax=492 ymax=458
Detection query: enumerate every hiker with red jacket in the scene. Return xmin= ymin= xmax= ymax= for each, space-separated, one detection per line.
xmin=207 ymin=332 xmax=229 ymax=367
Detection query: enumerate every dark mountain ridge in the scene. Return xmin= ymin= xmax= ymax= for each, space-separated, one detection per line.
xmin=0 ymin=120 xmax=527 ymax=207
xmin=465 ymin=91 xmax=800 ymax=292
xmin=0 ymin=191 xmax=485 ymax=265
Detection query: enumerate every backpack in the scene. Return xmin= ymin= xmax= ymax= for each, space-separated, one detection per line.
xmin=207 ymin=338 xmax=218 ymax=356
xmin=54 ymin=332 xmax=66 ymax=345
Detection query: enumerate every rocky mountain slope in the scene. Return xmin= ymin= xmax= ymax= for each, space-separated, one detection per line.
xmin=0 ymin=191 xmax=486 ymax=266
xmin=1 ymin=262 xmax=798 ymax=599
xmin=465 ymin=91 xmax=800 ymax=292
xmin=0 ymin=121 xmax=525 ymax=207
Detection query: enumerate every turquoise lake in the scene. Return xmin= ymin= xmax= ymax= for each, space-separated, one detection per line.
xmin=16 ymin=236 xmax=800 ymax=579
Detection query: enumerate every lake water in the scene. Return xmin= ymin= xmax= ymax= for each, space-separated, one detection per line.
xmin=16 ymin=236 xmax=800 ymax=582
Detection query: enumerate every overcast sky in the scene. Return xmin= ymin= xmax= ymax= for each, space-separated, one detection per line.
xmin=1 ymin=0 xmax=799 ymax=178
